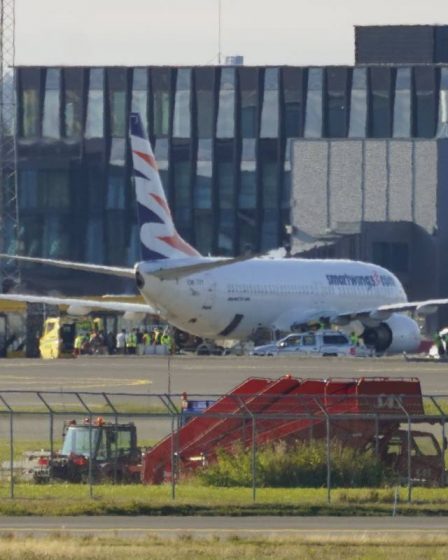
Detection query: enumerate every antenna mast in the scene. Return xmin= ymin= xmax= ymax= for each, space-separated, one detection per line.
xmin=218 ymin=0 xmax=222 ymax=65
xmin=0 ymin=0 xmax=18 ymax=290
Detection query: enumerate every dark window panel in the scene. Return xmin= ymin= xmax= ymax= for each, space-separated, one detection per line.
xmin=18 ymin=169 xmax=38 ymax=210
xmin=304 ymin=68 xmax=324 ymax=137
xmin=372 ymin=241 xmax=409 ymax=273
xmin=369 ymin=67 xmax=394 ymax=138
xmin=325 ymin=67 xmax=351 ymax=138
xmin=19 ymin=68 xmax=41 ymax=138
xmin=239 ymin=138 xmax=257 ymax=209
xmin=131 ymin=68 xmax=150 ymax=137
xmin=194 ymin=139 xmax=213 ymax=209
xmin=217 ymin=160 xmax=234 ymax=209
xmin=193 ymin=209 xmax=213 ymax=254
xmin=260 ymin=68 xmax=279 ymax=138
xmin=107 ymin=68 xmax=127 ymax=137
xmin=173 ymin=68 xmax=192 ymax=138
xmin=217 ymin=208 xmax=235 ymax=255
xmin=260 ymin=208 xmax=279 ymax=251
xmin=413 ymin=67 xmax=437 ymax=138
xmin=393 ymin=67 xmax=412 ymax=137
xmin=238 ymin=67 xmax=259 ymax=138
xmin=281 ymin=67 xmax=306 ymax=138
xmin=171 ymin=139 xmax=192 ymax=237
xmin=194 ymin=67 xmax=216 ymax=139
xmin=85 ymin=68 xmax=105 ymax=138
xmin=259 ymin=139 xmax=279 ymax=210
xmin=63 ymin=68 xmax=84 ymax=139
xmin=85 ymin=157 xmax=105 ymax=212
xmin=216 ymin=138 xmax=235 ymax=211
xmin=216 ymin=67 xmax=236 ymax=138
xmin=348 ymin=68 xmax=368 ymax=137
xmin=151 ymin=68 xmax=172 ymax=137
xmin=237 ymin=209 xmax=257 ymax=254
xmin=45 ymin=170 xmax=70 ymax=210
xmin=42 ymin=69 xmax=61 ymax=139
xmin=42 ymin=215 xmax=70 ymax=259
xmin=105 ymin=210 xmax=126 ymax=264
xmin=20 ymin=215 xmax=43 ymax=257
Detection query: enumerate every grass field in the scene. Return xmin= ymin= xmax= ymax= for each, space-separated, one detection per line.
xmin=1 ymin=483 xmax=448 ymax=516
xmin=0 ymin=534 xmax=447 ymax=560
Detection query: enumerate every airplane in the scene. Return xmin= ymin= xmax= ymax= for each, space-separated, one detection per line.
xmin=0 ymin=112 xmax=447 ymax=354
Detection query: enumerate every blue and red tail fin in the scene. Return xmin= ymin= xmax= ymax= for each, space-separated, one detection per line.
xmin=129 ymin=113 xmax=201 ymax=261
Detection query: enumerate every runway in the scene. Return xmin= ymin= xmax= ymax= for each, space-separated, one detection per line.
xmin=1 ymin=354 xmax=447 ymax=441
xmin=0 ymin=354 xmax=447 ymax=395
xmin=0 ymin=515 xmax=447 ymax=538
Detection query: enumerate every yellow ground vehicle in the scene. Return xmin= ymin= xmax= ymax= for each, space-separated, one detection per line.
xmin=39 ymin=317 xmax=104 ymax=359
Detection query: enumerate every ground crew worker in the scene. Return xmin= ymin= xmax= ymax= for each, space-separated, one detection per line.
xmin=142 ymin=330 xmax=151 ymax=346
xmin=126 ymin=329 xmax=137 ymax=355
xmin=153 ymin=327 xmax=162 ymax=345
xmin=161 ymin=331 xmax=174 ymax=353
xmin=73 ymin=333 xmax=84 ymax=357
xmin=349 ymin=331 xmax=359 ymax=347
xmin=116 ymin=329 xmax=127 ymax=354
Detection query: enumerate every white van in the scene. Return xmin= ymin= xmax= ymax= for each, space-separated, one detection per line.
xmin=252 ymin=330 xmax=358 ymax=357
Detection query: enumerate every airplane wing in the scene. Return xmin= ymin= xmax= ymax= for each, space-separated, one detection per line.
xmin=0 ymin=294 xmax=158 ymax=315
xmin=0 ymin=254 xmax=135 ymax=279
xmin=0 ymin=253 xmax=253 ymax=281
xmin=326 ymin=298 xmax=448 ymax=325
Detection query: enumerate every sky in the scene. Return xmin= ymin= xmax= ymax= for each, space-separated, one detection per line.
xmin=15 ymin=0 xmax=448 ymax=67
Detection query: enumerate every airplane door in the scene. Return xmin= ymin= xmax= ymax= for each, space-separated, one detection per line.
xmin=202 ymin=274 xmax=216 ymax=311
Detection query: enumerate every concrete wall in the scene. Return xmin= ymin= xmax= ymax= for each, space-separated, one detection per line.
xmin=291 ymin=139 xmax=439 ymax=240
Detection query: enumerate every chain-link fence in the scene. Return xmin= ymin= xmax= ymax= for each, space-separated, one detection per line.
xmin=0 ymin=389 xmax=447 ymax=503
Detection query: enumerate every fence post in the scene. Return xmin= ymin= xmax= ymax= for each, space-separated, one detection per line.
xmin=237 ymin=396 xmax=257 ymax=502
xmin=88 ymin=413 xmax=93 ymax=498
xmin=9 ymin=410 xmax=14 ymax=499
xmin=395 ymin=396 xmax=412 ymax=503
xmin=49 ymin=411 xmax=54 ymax=464
xmin=442 ymin=419 xmax=446 ymax=488
xmin=375 ymin=414 xmax=379 ymax=460
xmin=326 ymin=415 xmax=331 ymax=504
xmin=252 ymin=414 xmax=257 ymax=503
xmin=170 ymin=411 xmax=176 ymax=500
xmin=407 ymin=417 xmax=412 ymax=503
xmin=314 ymin=398 xmax=331 ymax=504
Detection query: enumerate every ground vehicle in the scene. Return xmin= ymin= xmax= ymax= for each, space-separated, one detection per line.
xmin=32 ymin=418 xmax=141 ymax=483
xmin=251 ymin=330 xmax=359 ymax=357
xmin=39 ymin=317 xmax=108 ymax=359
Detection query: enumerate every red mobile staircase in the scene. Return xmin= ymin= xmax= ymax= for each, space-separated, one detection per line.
xmin=142 ymin=376 xmax=423 ymax=484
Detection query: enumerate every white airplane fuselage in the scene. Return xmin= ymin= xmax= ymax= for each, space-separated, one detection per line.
xmin=136 ymin=257 xmax=408 ymax=339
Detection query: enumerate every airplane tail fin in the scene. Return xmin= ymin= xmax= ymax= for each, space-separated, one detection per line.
xmin=129 ymin=113 xmax=200 ymax=261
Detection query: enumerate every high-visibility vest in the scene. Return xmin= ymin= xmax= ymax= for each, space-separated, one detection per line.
xmin=142 ymin=333 xmax=151 ymax=345
xmin=74 ymin=335 xmax=84 ymax=350
xmin=126 ymin=333 xmax=137 ymax=348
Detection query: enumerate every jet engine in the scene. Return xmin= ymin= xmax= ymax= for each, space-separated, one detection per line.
xmin=362 ymin=314 xmax=421 ymax=354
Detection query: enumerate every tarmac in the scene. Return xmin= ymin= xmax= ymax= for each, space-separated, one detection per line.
xmin=0 ymin=515 xmax=447 ymax=538
xmin=0 ymin=353 xmax=447 ymax=395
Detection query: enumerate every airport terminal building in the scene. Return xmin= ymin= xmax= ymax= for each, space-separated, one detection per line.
xmin=10 ymin=25 xmax=448 ymax=313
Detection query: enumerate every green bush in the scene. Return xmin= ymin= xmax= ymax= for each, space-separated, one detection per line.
xmin=198 ymin=440 xmax=389 ymax=488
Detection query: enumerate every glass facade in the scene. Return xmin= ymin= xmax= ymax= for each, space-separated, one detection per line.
xmin=14 ymin=64 xmax=448 ymax=289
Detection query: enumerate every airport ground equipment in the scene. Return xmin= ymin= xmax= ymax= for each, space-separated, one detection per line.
xmin=31 ymin=417 xmax=141 ymax=483
xmin=142 ymin=376 xmax=445 ymax=485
